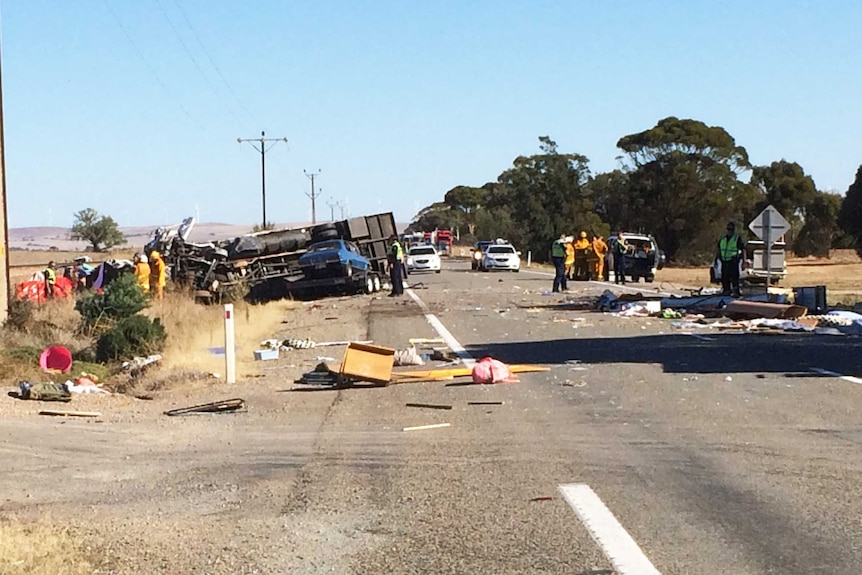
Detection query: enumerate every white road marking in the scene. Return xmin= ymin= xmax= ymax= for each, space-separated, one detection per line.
xmin=559 ymin=483 xmax=662 ymax=575
xmin=810 ymin=367 xmax=862 ymax=385
xmin=686 ymin=333 xmax=716 ymax=342
xmin=405 ymin=288 xmax=476 ymax=367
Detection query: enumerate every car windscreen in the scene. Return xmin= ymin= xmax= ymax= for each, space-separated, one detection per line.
xmin=308 ymin=240 xmax=341 ymax=253
xmin=409 ymin=247 xmax=436 ymax=255
xmin=487 ymin=246 xmax=515 ymax=254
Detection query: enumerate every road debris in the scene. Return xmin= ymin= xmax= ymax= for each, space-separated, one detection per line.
xmin=394 ymin=347 xmax=425 ymax=366
xmin=39 ymin=345 xmax=73 ymax=373
xmin=405 ymin=403 xmax=453 ymax=410
xmin=164 ymin=398 xmax=245 ymax=416
xmin=472 ymin=357 xmax=520 ymax=384
xmin=38 ymin=410 xmax=102 ymax=418
xmin=529 ymin=496 xmax=554 ymax=502
xmin=467 ymin=401 xmax=505 ymax=405
xmin=402 ymin=423 xmax=451 ymax=432
xmin=338 ymin=342 xmax=395 ymax=386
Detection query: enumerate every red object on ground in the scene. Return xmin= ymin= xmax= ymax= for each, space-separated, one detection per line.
xmin=16 ymin=276 xmax=75 ymax=303
xmin=39 ymin=346 xmax=73 ymax=373
xmin=471 ymin=356 xmax=519 ymax=384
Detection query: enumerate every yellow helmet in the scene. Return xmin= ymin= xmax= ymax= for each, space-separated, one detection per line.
xmin=579 ymin=231 xmax=587 ymax=238
xmin=150 ymin=250 xmax=161 ymax=259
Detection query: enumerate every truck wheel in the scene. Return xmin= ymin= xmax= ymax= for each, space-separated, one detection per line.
xmin=365 ymin=274 xmax=375 ymax=294
xmin=372 ymin=274 xmax=382 ymax=292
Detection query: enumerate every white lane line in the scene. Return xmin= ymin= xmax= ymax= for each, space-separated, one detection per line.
xmin=521 ymin=269 xmax=672 ymax=296
xmin=405 ymin=288 xmax=475 ymax=368
xmin=686 ymin=333 xmax=716 ymax=342
xmin=559 ymin=483 xmax=662 ymax=575
xmin=810 ymin=367 xmax=862 ymax=385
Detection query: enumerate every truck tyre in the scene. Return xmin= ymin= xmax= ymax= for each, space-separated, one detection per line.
xmin=365 ymin=274 xmax=375 ymax=294
xmin=312 ymin=229 xmax=339 ymax=242
xmin=372 ymin=274 xmax=382 ymax=292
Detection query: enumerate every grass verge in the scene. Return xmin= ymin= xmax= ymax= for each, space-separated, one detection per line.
xmin=0 ymin=520 xmax=94 ymax=575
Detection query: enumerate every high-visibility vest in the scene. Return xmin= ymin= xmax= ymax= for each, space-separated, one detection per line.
xmin=391 ymin=241 xmax=404 ymax=261
xmin=719 ymin=234 xmax=742 ymax=261
xmin=44 ymin=268 xmax=56 ymax=284
xmin=551 ymin=239 xmax=566 ymax=258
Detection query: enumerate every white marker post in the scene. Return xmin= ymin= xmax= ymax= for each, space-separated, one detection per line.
xmin=224 ymin=304 xmax=236 ymax=384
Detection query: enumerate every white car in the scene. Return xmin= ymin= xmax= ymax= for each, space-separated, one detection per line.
xmin=480 ymin=244 xmax=520 ymax=272
xmin=406 ymin=244 xmax=441 ymax=273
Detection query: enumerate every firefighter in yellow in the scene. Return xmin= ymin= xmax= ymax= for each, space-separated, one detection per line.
xmin=590 ymin=235 xmax=608 ymax=281
xmin=149 ymin=251 xmax=167 ymax=299
xmin=564 ymin=236 xmax=575 ymax=280
xmin=573 ymin=231 xmax=590 ymax=280
xmin=133 ymin=253 xmax=151 ymax=293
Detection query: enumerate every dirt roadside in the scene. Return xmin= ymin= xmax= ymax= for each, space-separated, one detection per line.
xmin=0 ymin=295 xmax=376 ymax=574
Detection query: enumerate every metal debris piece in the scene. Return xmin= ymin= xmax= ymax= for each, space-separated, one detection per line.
xmin=164 ymin=398 xmax=245 ymax=416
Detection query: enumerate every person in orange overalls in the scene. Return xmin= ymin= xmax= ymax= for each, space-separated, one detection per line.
xmin=564 ymin=236 xmax=575 ymax=280
xmin=149 ymin=251 xmax=166 ymax=300
xmin=573 ymin=231 xmax=590 ymax=281
xmin=591 ymin=235 xmax=608 ymax=281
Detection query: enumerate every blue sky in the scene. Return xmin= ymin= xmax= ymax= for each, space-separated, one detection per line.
xmin=2 ymin=0 xmax=860 ymax=227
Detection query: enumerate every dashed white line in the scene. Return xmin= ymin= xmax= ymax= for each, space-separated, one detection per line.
xmin=809 ymin=367 xmax=862 ymax=385
xmin=559 ymin=483 xmax=662 ymax=575
xmin=405 ymin=288 xmax=475 ymax=368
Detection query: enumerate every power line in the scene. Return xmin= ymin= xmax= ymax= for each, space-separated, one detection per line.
xmin=152 ymin=0 xmax=243 ymax=125
xmin=238 ymin=131 xmax=288 ymax=228
xmin=172 ymin=0 xmax=256 ymax=123
xmin=102 ymin=0 xmax=207 ymax=132
xmin=304 ymin=169 xmax=322 ymax=224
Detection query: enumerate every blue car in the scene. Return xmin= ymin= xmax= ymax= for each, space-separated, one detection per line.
xmin=299 ymin=239 xmax=370 ymax=280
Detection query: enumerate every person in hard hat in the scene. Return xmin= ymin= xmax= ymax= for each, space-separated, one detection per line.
xmin=149 ymin=251 xmax=166 ymax=299
xmin=134 ymin=253 xmax=151 ymax=294
xmin=550 ymin=233 xmax=568 ymax=292
xmin=716 ymin=221 xmax=745 ymax=297
xmin=563 ymin=236 xmax=575 ymax=280
xmin=591 ymin=235 xmax=608 ymax=281
xmin=573 ymin=231 xmax=590 ymax=281
xmin=44 ymin=261 xmax=56 ymax=299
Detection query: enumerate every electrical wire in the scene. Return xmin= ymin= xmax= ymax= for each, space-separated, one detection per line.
xmin=102 ymin=0 xmax=208 ymax=132
xmin=171 ymin=0 xmax=256 ymax=123
xmin=152 ymin=0 xmax=243 ymax=125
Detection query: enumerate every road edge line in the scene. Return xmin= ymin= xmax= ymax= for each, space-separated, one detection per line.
xmin=810 ymin=367 xmax=862 ymax=385
xmin=558 ymin=483 xmax=662 ymax=575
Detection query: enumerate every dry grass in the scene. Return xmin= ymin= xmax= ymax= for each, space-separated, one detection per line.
xmin=0 ymin=520 xmax=94 ymax=575
xmin=146 ymin=289 xmax=298 ymax=379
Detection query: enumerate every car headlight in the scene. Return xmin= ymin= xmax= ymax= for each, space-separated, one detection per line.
xmin=407 ymin=257 xmax=414 ymax=265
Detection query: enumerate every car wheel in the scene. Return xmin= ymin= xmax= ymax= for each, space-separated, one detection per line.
xmin=435 ymin=269 xmax=441 ymax=274
xmin=514 ymin=268 xmax=520 ymax=273
xmin=646 ymin=276 xmax=654 ymax=283
xmin=344 ymin=262 xmax=353 ymax=277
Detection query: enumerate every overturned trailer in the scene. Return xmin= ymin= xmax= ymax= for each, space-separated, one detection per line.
xmin=147 ymin=213 xmax=397 ymax=302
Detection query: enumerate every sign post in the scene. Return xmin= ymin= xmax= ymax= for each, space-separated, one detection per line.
xmin=748 ymin=205 xmax=791 ymax=291
xmin=224 ymin=304 xmax=236 ymax=384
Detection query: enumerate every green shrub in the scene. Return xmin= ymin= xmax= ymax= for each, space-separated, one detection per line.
xmin=76 ymin=273 xmax=149 ymax=333
xmin=96 ymin=315 xmax=166 ymax=363
xmin=4 ymin=298 xmax=34 ymax=331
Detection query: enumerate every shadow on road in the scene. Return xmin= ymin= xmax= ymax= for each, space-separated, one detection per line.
xmin=466 ymin=333 xmax=862 ymax=375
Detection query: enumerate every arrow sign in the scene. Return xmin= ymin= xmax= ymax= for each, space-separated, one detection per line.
xmin=748 ymin=205 xmax=790 ymax=247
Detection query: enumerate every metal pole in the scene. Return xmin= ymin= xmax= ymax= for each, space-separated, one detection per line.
xmin=0 ymin=42 xmax=9 ymax=322
xmin=764 ymin=208 xmax=771 ymax=293
xmin=224 ymin=304 xmax=236 ymax=384
xmin=260 ymin=131 xmax=266 ymax=227
xmin=304 ymin=169 xmax=321 ymax=225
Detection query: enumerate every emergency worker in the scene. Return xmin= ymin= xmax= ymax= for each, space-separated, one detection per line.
xmin=564 ymin=236 xmax=575 ymax=280
xmin=716 ymin=221 xmax=745 ymax=297
xmin=591 ymin=235 xmax=608 ymax=281
xmin=573 ymin=231 xmax=590 ymax=281
xmin=44 ymin=261 xmax=56 ymax=299
xmin=149 ymin=251 xmax=166 ymax=299
xmin=551 ymin=234 xmax=568 ymax=292
xmin=134 ymin=253 xmax=151 ymax=294
xmin=388 ymin=235 xmax=404 ymax=296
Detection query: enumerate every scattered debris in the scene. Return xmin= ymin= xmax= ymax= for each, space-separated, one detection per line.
xmin=338 ymin=342 xmax=395 ymax=386
xmin=164 ymin=398 xmax=245 ymax=416
xmin=39 ymin=345 xmax=73 ymax=373
xmin=394 ymin=347 xmax=425 ymax=366
xmin=405 ymin=402 xmax=453 ymax=410
xmin=408 ymin=338 xmax=445 ymax=345
xmin=724 ymin=376 xmax=733 ymax=382
xmin=724 ymin=301 xmax=807 ymax=320
xmin=67 ymin=377 xmax=110 ymax=395
xmin=38 ymin=410 xmax=101 ymax=418
xmin=467 ymin=401 xmax=505 ymax=405
xmin=17 ymin=381 xmax=71 ymax=402
xmin=122 ymin=354 xmax=162 ymax=377
xmin=402 ymin=422 xmax=451 ymax=432
xmin=254 ymin=348 xmax=279 ymax=361
xmin=313 ymin=355 xmax=337 ymax=362
xmin=472 ymin=356 xmax=519 ymax=384
xmin=529 ymin=496 xmax=554 ymax=502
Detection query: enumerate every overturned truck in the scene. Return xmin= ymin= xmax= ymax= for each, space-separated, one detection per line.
xmin=147 ymin=213 xmax=396 ymax=302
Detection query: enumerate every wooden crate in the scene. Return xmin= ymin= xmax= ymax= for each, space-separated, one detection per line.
xmin=338 ymin=342 xmax=395 ymax=385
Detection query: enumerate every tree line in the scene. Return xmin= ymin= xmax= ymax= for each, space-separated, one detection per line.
xmin=408 ymin=117 xmax=862 ymax=265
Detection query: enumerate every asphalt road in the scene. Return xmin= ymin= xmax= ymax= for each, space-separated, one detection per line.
xmin=3 ymin=259 xmax=862 ymax=574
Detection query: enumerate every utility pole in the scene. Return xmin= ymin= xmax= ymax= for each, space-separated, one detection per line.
xmin=326 ymin=197 xmax=338 ymax=221
xmin=303 ymin=169 xmax=321 ymax=224
xmin=237 ymin=131 xmax=287 ymax=228
xmin=0 ymin=41 xmax=9 ymax=322
xmin=339 ymin=200 xmax=348 ymax=220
